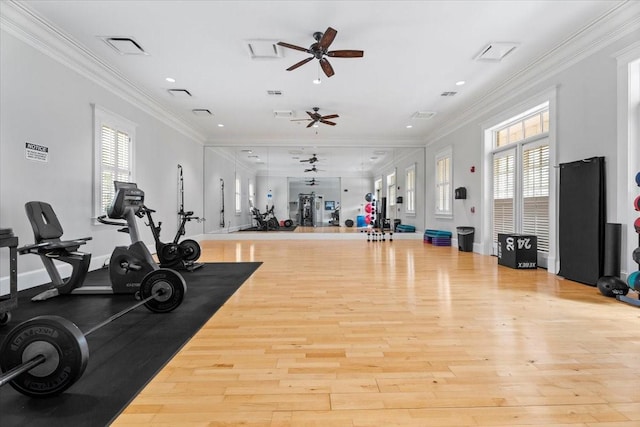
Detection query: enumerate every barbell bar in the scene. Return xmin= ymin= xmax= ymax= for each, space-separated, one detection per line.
xmin=0 ymin=268 xmax=186 ymax=397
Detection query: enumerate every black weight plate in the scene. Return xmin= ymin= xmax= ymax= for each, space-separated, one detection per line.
xmin=179 ymin=239 xmax=201 ymax=262
xmin=633 ymin=247 xmax=640 ymax=264
xmin=0 ymin=315 xmax=89 ymax=398
xmin=139 ymin=269 xmax=186 ymax=313
xmin=160 ymin=243 xmax=181 ymax=263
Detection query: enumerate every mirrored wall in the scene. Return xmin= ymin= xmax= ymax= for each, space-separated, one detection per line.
xmin=203 ymin=146 xmax=425 ymax=233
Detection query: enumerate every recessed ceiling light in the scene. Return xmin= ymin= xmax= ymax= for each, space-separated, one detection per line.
xmin=455 ymin=80 xmax=465 ymax=86
xmin=165 ymin=77 xmax=176 ymax=83
xmin=406 ymin=125 xmax=413 ymax=129
xmin=217 ymin=124 xmax=224 ymax=128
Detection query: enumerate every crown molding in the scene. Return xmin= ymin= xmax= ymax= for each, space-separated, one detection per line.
xmin=0 ymin=1 xmax=206 ymax=144
xmin=424 ymin=0 xmax=640 ymax=146
xmin=205 ymin=137 xmax=425 ymax=148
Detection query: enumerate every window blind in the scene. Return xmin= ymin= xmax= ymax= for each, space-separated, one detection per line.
xmin=493 ymin=151 xmax=515 ymax=242
xmin=100 ymin=125 xmax=131 ymax=214
xmin=522 ymin=144 xmax=550 ymax=251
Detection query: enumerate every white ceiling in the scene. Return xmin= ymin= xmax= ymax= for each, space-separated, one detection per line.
xmin=13 ymin=0 xmax=630 ymax=175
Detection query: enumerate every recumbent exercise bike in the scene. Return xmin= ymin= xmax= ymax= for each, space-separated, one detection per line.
xmin=20 ymin=182 xmax=186 ymax=301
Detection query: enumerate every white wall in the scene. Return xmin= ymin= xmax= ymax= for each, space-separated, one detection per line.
xmin=424 ymin=31 xmax=640 ymax=275
xmin=0 ymin=30 xmax=204 ymax=291
xmin=340 ymin=177 xmax=373 ymax=227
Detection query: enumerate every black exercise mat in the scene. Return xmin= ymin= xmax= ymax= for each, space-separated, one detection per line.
xmin=239 ymin=225 xmax=297 ymax=231
xmin=0 ymin=262 xmax=261 ymax=427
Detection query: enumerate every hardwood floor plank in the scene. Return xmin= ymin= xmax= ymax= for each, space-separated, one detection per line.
xmin=112 ymin=239 xmax=640 ymax=426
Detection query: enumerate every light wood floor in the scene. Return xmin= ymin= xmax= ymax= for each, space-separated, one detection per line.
xmin=113 ymin=239 xmax=640 ymax=426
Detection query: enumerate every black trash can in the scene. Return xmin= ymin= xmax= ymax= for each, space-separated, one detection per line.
xmin=456 ymin=226 xmax=475 ymax=252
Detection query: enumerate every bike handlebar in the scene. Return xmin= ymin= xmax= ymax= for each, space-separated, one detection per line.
xmin=97 ymin=215 xmax=128 ymax=227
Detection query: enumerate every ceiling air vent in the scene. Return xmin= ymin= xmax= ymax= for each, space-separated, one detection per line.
xmin=474 ymin=42 xmax=519 ymax=61
xmin=440 ymin=91 xmax=457 ymax=97
xmin=100 ymin=37 xmax=148 ymax=55
xmin=192 ymin=109 xmax=212 ymax=116
xmin=412 ymin=111 xmax=437 ymax=119
xmin=168 ymin=89 xmax=192 ymax=98
xmin=267 ymin=90 xmax=283 ymax=96
xmin=273 ymin=110 xmax=293 ymax=118
xmin=245 ymin=40 xmax=284 ymax=59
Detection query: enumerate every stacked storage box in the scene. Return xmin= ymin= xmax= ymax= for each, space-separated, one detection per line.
xmin=424 ymin=229 xmax=452 ymax=246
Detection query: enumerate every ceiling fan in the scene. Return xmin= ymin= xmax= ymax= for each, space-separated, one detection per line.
xmin=277 ymin=27 xmax=364 ymax=78
xmin=304 ymin=165 xmax=324 ymax=173
xmin=306 ymin=178 xmax=320 ymax=186
xmin=292 ymin=108 xmax=339 ymax=128
xmin=300 ymin=154 xmax=320 ymax=164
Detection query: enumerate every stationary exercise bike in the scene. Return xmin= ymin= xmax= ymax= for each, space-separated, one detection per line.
xmin=140 ymin=205 xmax=203 ymax=271
xmin=97 ymin=181 xmax=186 ymax=295
xmin=251 ymin=205 xmax=280 ymax=230
xmin=20 ymin=182 xmax=185 ymax=300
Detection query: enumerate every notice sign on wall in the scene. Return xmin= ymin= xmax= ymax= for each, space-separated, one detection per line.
xmin=25 ymin=142 xmax=49 ymax=162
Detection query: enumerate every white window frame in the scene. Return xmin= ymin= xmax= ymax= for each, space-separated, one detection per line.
xmin=405 ymin=163 xmax=416 ymax=215
xmin=434 ymin=147 xmax=452 ymax=218
xmin=93 ymin=105 xmax=136 ymax=220
xmin=482 ymin=90 xmax=556 ymax=269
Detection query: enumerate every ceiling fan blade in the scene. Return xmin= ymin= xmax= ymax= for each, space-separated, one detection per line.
xmin=321 ymin=114 xmax=339 ymax=120
xmin=286 ymin=57 xmax=314 ymax=71
xmin=277 ymin=41 xmax=310 ymax=53
xmin=318 ymin=27 xmax=337 ymax=51
xmin=291 ymin=118 xmax=312 ymax=122
xmin=306 ymin=121 xmax=316 ymax=128
xmin=327 ymin=50 xmax=364 ymax=58
xmin=319 ymin=58 xmax=335 ymax=77
xmin=319 ymin=119 xmax=337 ymax=126
xmin=306 ymin=111 xmax=316 ymax=118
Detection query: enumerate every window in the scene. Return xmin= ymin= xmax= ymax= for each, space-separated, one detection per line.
xmin=435 ymin=147 xmax=452 ymax=216
xmin=490 ymin=103 xmax=549 ymax=253
xmin=387 ymin=171 xmax=396 ymax=206
xmin=248 ymin=180 xmax=255 ymax=208
xmin=492 ymin=150 xmax=515 ymax=242
xmin=235 ymin=176 xmax=241 ymax=214
xmin=405 ymin=164 xmax=416 ymax=214
xmin=93 ymin=105 xmax=135 ymax=218
xmin=522 ymin=143 xmax=550 ymax=251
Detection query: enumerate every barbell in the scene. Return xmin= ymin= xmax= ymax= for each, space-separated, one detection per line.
xmin=0 ymin=268 xmax=186 ymax=398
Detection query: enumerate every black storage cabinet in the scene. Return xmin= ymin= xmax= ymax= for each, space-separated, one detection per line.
xmin=498 ymin=233 xmax=537 ymax=269
xmin=456 ymin=226 xmax=475 ymax=252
